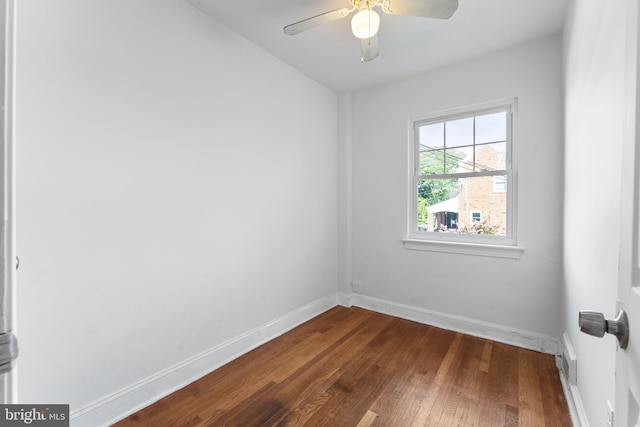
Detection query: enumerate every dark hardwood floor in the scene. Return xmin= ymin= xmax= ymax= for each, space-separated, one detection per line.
xmin=115 ymin=306 xmax=571 ymax=426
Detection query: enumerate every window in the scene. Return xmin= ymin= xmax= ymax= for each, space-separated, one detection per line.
xmin=493 ymin=175 xmax=507 ymax=192
xmin=405 ymin=99 xmax=522 ymax=257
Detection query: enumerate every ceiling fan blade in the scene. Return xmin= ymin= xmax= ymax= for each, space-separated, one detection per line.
xmin=360 ymin=34 xmax=379 ymax=62
xmin=284 ymin=8 xmax=351 ymax=36
xmin=382 ymin=0 xmax=458 ymax=19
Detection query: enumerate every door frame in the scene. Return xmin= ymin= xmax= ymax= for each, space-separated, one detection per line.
xmin=0 ymin=0 xmax=17 ymax=403
xmin=616 ymin=0 xmax=640 ymax=424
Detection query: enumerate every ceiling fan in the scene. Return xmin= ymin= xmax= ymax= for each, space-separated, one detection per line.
xmin=283 ymin=0 xmax=459 ymax=62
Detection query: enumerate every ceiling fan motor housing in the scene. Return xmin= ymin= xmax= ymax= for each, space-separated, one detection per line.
xmin=354 ymin=0 xmax=376 ymax=11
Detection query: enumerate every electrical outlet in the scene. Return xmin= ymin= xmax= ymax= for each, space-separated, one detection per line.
xmin=351 ymin=281 xmax=364 ymax=293
xmin=606 ymin=400 xmax=614 ymax=427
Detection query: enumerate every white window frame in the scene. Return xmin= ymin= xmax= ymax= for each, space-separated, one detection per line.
xmin=403 ymin=99 xmax=524 ymax=259
xmin=471 ymin=211 xmax=482 ymax=222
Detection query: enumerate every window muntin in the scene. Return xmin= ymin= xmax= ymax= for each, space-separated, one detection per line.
xmin=410 ymin=101 xmax=515 ymax=243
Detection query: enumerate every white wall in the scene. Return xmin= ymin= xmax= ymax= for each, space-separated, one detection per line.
xmin=350 ymin=35 xmax=564 ymax=337
xmin=563 ymin=1 xmax=627 ymax=425
xmin=337 ymin=93 xmax=353 ymax=298
xmin=14 ymin=0 xmax=338 ymax=422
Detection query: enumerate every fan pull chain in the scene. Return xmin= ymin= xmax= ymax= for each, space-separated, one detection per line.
xmin=367 ymin=1 xmax=372 ymax=46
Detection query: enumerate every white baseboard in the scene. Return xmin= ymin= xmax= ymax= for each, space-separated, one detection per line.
xmin=336 ymin=292 xmax=352 ymax=307
xmin=341 ymin=294 xmax=560 ymax=355
xmin=70 ymin=294 xmax=338 ymax=427
xmin=557 ymin=365 xmax=589 ymax=427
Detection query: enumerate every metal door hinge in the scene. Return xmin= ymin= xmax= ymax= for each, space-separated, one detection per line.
xmin=0 ymin=333 xmax=18 ymax=374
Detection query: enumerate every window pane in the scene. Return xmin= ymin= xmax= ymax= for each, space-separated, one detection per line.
xmin=445 ymin=117 xmax=473 ymax=148
xmin=451 ymin=146 xmax=474 ymax=173
xmin=417 ymin=175 xmax=507 ymax=235
xmin=420 ymin=146 xmax=471 ymax=175
xmin=417 ymin=178 xmax=459 ymax=232
xmin=476 ymin=111 xmax=506 ymax=144
xmin=419 ymin=149 xmax=445 ymax=175
xmin=475 ymin=143 xmax=506 ymax=171
xmin=419 ymin=122 xmax=444 ymax=149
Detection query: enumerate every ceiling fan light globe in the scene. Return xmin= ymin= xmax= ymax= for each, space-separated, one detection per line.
xmin=351 ymin=9 xmax=380 ymax=39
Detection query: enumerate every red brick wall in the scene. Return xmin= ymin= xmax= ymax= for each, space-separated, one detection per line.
xmin=458 ymin=146 xmax=507 ymax=234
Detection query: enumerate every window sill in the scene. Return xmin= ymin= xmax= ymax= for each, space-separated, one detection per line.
xmin=402 ymin=238 xmax=524 ymax=259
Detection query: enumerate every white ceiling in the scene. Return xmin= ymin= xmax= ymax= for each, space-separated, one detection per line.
xmin=186 ymin=0 xmax=570 ymax=93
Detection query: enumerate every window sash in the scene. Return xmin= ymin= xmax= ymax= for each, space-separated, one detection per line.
xmin=413 ymin=106 xmax=512 ymax=176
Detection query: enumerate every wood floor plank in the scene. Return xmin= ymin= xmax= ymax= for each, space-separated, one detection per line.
xmin=476 ymin=341 xmax=519 ymax=426
xmin=115 ymin=306 xmax=571 ymax=427
xmin=479 ymin=341 xmax=493 ymax=373
xmin=438 ymin=336 xmax=486 ymax=426
xmin=433 ymin=336 xmax=473 ymax=426
xmin=505 ymin=404 xmax=519 ymax=427
xmin=411 ymin=332 xmax=465 ymax=425
xmin=518 ymin=348 xmax=546 ymax=427
xmin=356 ymin=410 xmax=378 ymax=427
xmin=537 ymin=350 xmax=572 ymax=426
